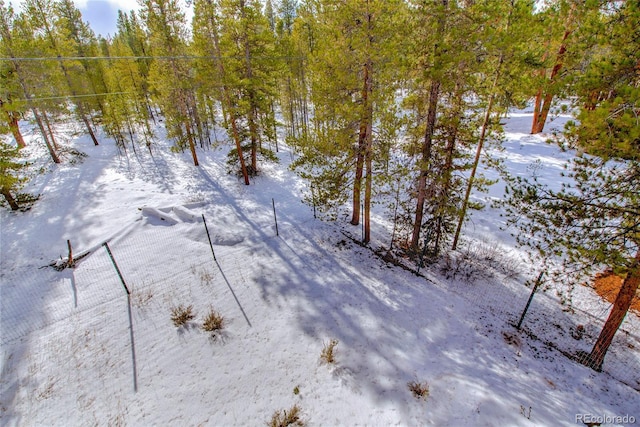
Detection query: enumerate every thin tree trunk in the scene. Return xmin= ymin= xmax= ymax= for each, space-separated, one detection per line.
xmin=1 ymin=187 xmax=19 ymax=211
xmin=410 ymin=0 xmax=448 ymax=252
xmin=531 ymin=81 xmax=543 ymax=134
xmin=351 ymin=62 xmax=371 ymax=226
xmin=532 ymin=28 xmax=572 ymax=134
xmin=42 ymin=111 xmax=60 ymax=150
xmin=206 ymin=0 xmax=249 ymax=184
xmin=363 ymin=99 xmax=373 ymax=244
xmin=433 ymin=79 xmax=464 ymax=253
xmin=452 ymin=54 xmax=503 ymax=250
xmin=586 ymin=250 xmax=640 ymax=371
xmin=451 ymin=96 xmax=495 ymax=250
xmin=6 ymin=110 xmax=26 ymax=149
xmin=34 ymin=108 xmax=61 ymax=164
xmin=361 ymin=3 xmax=375 ymax=241
xmin=0 ymin=98 xmax=26 ymax=148
xmin=182 ymin=98 xmax=199 ymax=167
xmin=410 ymin=78 xmax=440 ymax=250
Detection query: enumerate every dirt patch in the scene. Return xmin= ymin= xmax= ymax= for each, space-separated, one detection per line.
xmin=592 ymin=270 xmax=640 ymax=314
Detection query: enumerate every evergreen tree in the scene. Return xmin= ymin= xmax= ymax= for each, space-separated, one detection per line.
xmin=504 ymin=0 xmax=640 ymax=372
xmin=0 ymin=140 xmax=28 ymax=210
xmin=23 ymin=0 xmax=101 ymax=146
xmin=118 ymin=10 xmax=155 ymax=124
xmin=139 ymin=0 xmax=200 ymax=166
xmin=529 ymin=0 xmax=600 ymax=134
xmin=218 ymin=0 xmax=278 ymax=175
xmin=451 ymin=0 xmax=539 ymax=250
xmin=191 ymin=0 xmax=250 ymax=183
xmin=276 ymin=0 xmax=309 ymax=144
xmin=294 ymin=0 xmax=406 ymax=243
xmin=54 ymin=0 xmax=107 ymax=118
xmin=101 ymin=34 xmax=154 ymax=153
xmin=0 ymin=1 xmax=61 ymax=163
xmin=0 ymin=33 xmax=26 ymax=149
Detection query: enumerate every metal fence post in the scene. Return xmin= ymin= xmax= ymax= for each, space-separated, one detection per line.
xmin=103 ymin=242 xmax=130 ymax=295
xmin=516 ymin=270 xmax=546 ymax=330
xmin=272 ymin=198 xmax=279 ymax=236
xmin=202 ymin=214 xmax=217 ymax=261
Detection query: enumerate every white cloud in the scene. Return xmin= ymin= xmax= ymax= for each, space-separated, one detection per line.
xmin=7 ymin=0 xmax=141 ymax=12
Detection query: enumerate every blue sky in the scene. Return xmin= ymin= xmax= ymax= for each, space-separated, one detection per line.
xmin=8 ymin=0 xmax=139 ymax=38
xmin=77 ymin=1 xmax=134 ymax=37
xmin=8 ymin=0 xmax=196 ymax=38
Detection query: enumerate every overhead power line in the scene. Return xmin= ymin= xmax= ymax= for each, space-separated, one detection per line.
xmin=0 ymin=54 xmax=307 ymax=62
xmin=16 ymin=91 xmax=132 ymax=102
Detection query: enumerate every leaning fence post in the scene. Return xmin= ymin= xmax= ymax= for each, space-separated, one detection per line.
xmin=516 ymin=270 xmax=546 ymax=330
xmin=416 ymin=236 xmax=429 ymax=275
xmin=361 ymin=202 xmax=364 ymax=241
xmin=103 ymin=242 xmax=130 ymax=295
xmin=272 ymin=198 xmax=279 ymax=236
xmin=202 ymin=214 xmax=217 ymax=262
xmin=311 ymin=184 xmax=317 ymax=219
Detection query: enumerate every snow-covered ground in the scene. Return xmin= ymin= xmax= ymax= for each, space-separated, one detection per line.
xmin=1 ymin=110 xmax=639 ymax=426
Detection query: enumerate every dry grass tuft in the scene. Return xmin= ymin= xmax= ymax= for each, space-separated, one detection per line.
xmin=267 ymin=404 xmax=305 ymax=427
xmin=408 ymin=380 xmax=429 ymax=400
xmin=171 ymin=304 xmax=195 ymax=327
xmin=202 ymin=309 xmax=225 ymax=333
xmin=320 ymin=339 xmax=338 ymax=364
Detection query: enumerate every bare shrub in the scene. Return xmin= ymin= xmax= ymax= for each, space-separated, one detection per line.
xmin=200 ymin=269 xmax=215 ymax=286
xmin=408 ymin=380 xmax=429 ymax=400
xmin=171 ymin=304 xmax=195 ymax=327
xmin=131 ymin=289 xmax=153 ymax=308
xmin=267 ymin=404 xmax=305 ymax=427
xmin=320 ymin=339 xmax=338 ymax=364
xmin=202 ymin=309 xmax=225 ymax=333
xmin=440 ymin=238 xmax=521 ymax=283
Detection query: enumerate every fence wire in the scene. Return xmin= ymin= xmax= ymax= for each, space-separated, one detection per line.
xmin=405 ymin=236 xmax=640 ymax=392
xmin=2 ymin=217 xmax=639 ymax=394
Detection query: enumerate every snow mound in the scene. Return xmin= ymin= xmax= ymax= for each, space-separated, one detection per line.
xmin=141 ymin=207 xmax=179 ymax=225
xmin=213 ymin=231 xmax=245 ymax=246
xmin=141 ymin=204 xmax=205 ymax=225
xmin=172 ymin=205 xmax=202 ymax=223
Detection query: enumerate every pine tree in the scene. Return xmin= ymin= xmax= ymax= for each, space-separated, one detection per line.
xmin=118 ymin=10 xmax=156 ymax=125
xmin=192 ymin=0 xmax=250 ymax=183
xmin=0 ymin=140 xmax=27 ymax=210
xmin=0 ymin=36 xmax=26 ymax=149
xmin=0 ymin=1 xmax=61 ymax=163
xmin=276 ymin=0 xmax=309 ymax=144
xmin=504 ymin=0 xmax=640 ymax=372
xmin=218 ymin=0 xmax=278 ymax=175
xmin=451 ymin=0 xmax=539 ymax=250
xmin=101 ymin=34 xmax=154 ymax=153
xmin=23 ymin=0 xmax=100 ymax=146
xmin=139 ymin=0 xmax=200 ymax=166
xmin=529 ymin=0 xmax=600 ymax=134
xmin=294 ymin=0 xmax=406 ymax=243
xmin=54 ymin=0 xmax=107 ymax=118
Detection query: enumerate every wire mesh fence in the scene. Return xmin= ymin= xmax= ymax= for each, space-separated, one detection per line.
xmin=1 ymin=216 xmax=218 ymax=347
xmin=378 ymin=234 xmax=640 ymax=393
xmin=2 ymin=214 xmax=639 ymax=393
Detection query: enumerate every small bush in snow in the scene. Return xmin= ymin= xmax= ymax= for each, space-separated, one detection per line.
xmin=320 ymin=339 xmax=338 ymax=364
xmin=408 ymin=380 xmax=429 ymax=400
xmin=199 ymin=269 xmax=215 ymax=286
xmin=171 ymin=304 xmax=195 ymax=327
xmin=267 ymin=404 xmax=305 ymax=427
xmin=202 ymin=309 xmax=225 ymax=333
xmin=131 ymin=289 xmax=153 ymax=308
